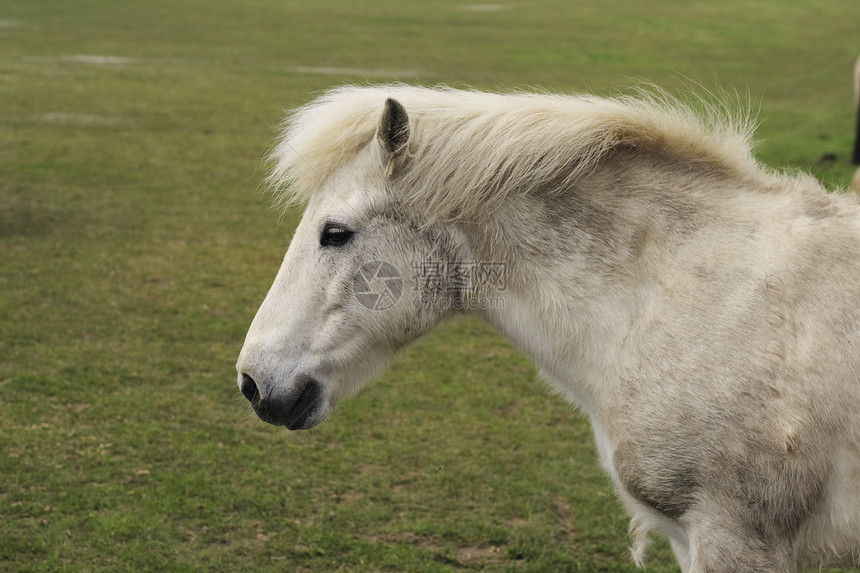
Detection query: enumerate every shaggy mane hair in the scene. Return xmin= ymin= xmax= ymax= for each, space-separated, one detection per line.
xmin=267 ymin=84 xmax=760 ymax=219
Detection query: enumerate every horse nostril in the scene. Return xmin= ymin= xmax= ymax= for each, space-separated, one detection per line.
xmin=240 ymin=373 xmax=260 ymax=404
xmin=238 ymin=372 xmax=322 ymax=429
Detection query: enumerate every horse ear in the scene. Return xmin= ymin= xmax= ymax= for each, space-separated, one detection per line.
xmin=377 ymin=98 xmax=410 ymax=157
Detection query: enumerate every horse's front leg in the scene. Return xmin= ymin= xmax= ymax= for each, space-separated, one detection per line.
xmin=684 ymin=512 xmax=797 ymax=573
xmin=668 ymin=536 xmax=692 ymax=573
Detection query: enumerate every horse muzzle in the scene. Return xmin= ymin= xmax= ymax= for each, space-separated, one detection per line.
xmin=238 ymin=371 xmax=325 ymax=430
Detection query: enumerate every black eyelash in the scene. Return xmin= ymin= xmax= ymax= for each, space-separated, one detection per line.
xmin=320 ymin=223 xmax=355 ymax=247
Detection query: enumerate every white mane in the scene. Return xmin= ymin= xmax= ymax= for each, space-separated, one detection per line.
xmin=268 ymin=84 xmax=760 ymax=219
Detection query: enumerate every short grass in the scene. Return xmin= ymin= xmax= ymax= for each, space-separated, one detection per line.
xmin=1 ymin=1 xmax=859 ymax=571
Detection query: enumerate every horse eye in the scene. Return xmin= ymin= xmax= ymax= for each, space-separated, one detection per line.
xmin=320 ymin=223 xmax=354 ymax=247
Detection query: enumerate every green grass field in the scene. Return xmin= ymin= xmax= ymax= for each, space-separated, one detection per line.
xmin=2 ymin=1 xmax=859 ymax=571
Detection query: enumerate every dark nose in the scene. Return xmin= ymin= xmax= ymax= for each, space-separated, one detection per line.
xmin=239 ymin=373 xmax=321 ymax=430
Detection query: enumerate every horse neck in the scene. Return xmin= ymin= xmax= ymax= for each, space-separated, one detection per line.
xmin=467 ymin=219 xmax=635 ymax=413
xmin=463 ymin=149 xmax=759 ymax=413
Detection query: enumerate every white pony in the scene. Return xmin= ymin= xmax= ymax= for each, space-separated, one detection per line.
xmin=237 ymin=85 xmax=860 ymax=572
